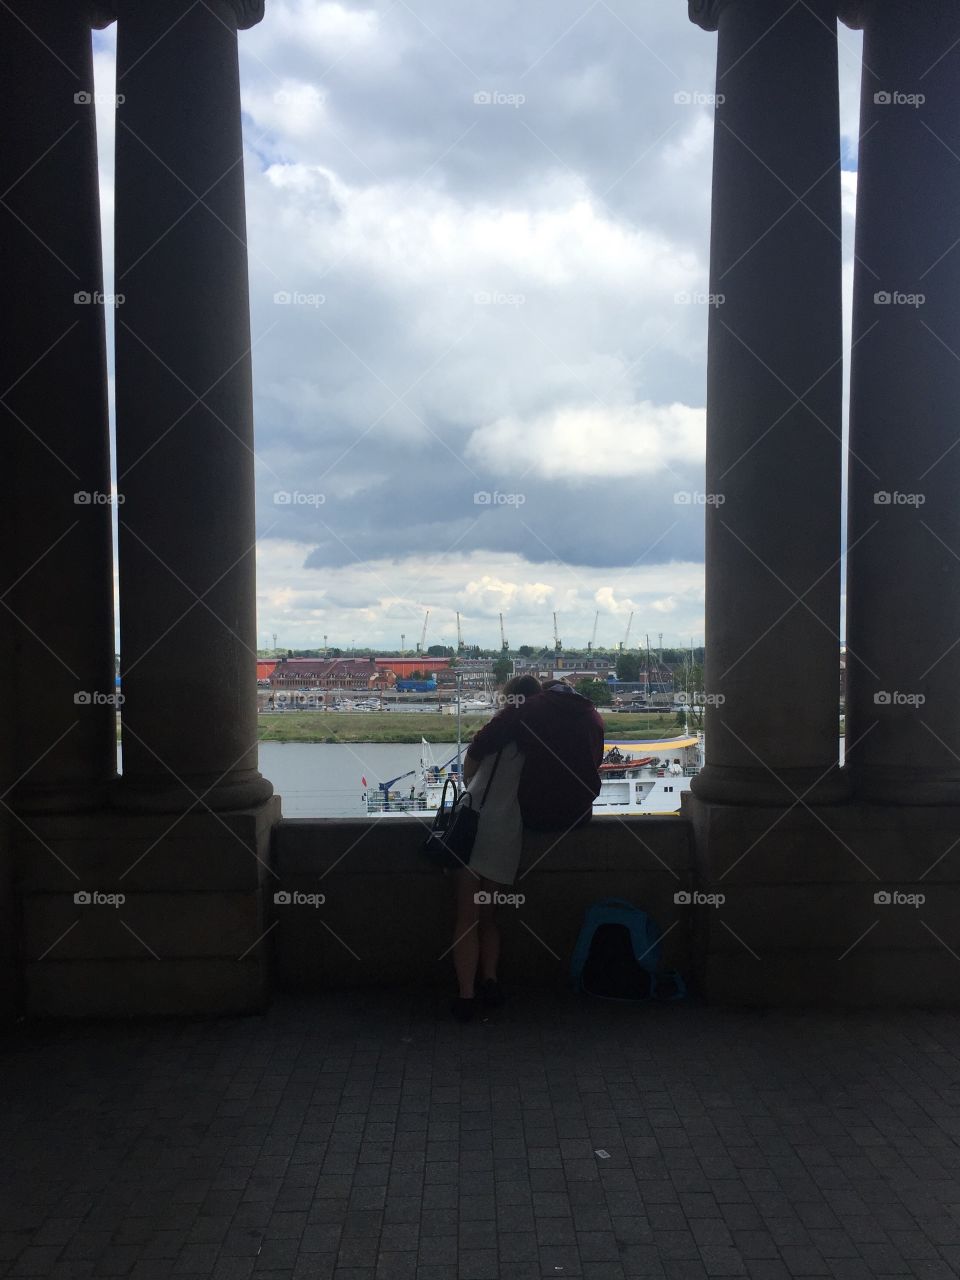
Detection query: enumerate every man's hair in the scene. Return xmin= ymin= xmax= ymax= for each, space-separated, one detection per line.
xmin=502 ymin=674 xmax=541 ymax=701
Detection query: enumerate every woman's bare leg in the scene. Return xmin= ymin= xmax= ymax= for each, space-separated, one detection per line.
xmin=453 ymin=868 xmax=481 ymax=998
xmin=478 ymin=878 xmax=500 ymax=982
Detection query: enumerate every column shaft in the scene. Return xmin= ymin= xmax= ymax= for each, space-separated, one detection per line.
xmin=1 ymin=1 xmax=117 ymax=812
xmin=845 ymin=0 xmax=960 ymax=802
xmin=691 ymin=0 xmax=847 ymax=805
xmin=113 ymin=0 xmax=272 ymax=810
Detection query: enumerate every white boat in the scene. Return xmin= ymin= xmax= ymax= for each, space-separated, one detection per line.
xmin=593 ymin=735 xmax=703 ymax=815
xmin=363 ymin=733 xmax=704 ymax=817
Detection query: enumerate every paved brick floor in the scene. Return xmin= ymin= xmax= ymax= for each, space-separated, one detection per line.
xmin=3 ymin=992 xmax=960 ymax=1280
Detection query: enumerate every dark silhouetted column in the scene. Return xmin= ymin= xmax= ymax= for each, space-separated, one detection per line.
xmin=114 ymin=0 xmax=272 ymax=811
xmin=1 ymin=1 xmax=117 ymax=812
xmin=688 ymin=0 xmax=847 ymax=805
xmin=845 ymin=0 xmax=960 ymax=802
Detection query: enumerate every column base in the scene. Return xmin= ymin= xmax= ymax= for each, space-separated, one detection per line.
xmin=684 ymin=790 xmax=960 ymax=1006
xmin=13 ymin=779 xmax=116 ymax=814
xmin=690 ymin=761 xmax=851 ymax=806
xmin=113 ymin=769 xmax=274 ymax=813
xmin=17 ymin=797 xmax=281 ymax=1017
xmin=848 ymin=765 xmax=960 ymax=806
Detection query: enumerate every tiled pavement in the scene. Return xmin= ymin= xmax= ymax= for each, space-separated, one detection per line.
xmin=3 ymin=992 xmax=960 ymax=1280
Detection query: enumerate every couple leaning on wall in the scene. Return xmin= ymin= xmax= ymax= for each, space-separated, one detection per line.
xmin=449 ymin=676 xmax=605 ymax=1021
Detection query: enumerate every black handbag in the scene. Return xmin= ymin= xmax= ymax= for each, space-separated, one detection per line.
xmin=421 ymin=751 xmax=502 ymax=870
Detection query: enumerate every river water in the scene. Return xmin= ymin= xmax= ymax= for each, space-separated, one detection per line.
xmin=259 ymin=741 xmax=463 ymax=817
xmin=259 ymin=736 xmax=848 ymax=818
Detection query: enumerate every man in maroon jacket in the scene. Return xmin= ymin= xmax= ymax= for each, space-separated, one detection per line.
xmin=465 ymin=679 xmax=605 ymax=830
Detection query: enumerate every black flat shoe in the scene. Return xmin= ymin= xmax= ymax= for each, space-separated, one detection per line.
xmin=451 ymin=996 xmax=475 ymax=1022
xmin=478 ymin=978 xmax=505 ymax=1008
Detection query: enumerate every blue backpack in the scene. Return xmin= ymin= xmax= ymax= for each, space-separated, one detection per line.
xmin=571 ymin=898 xmax=686 ymax=1002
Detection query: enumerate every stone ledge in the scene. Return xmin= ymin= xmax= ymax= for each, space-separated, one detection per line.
xmin=24 ymin=958 xmax=268 ymax=1017
xmin=21 ymin=892 xmax=261 ymax=961
xmin=701 ymin=949 xmax=960 ymax=1007
xmin=17 ymin=798 xmax=280 ymax=892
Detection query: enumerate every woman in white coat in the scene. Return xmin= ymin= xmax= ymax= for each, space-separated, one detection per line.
xmin=450 ymin=675 xmax=541 ymax=1021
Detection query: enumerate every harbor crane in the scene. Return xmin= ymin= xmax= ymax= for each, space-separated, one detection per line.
xmin=587 ymin=611 xmax=599 ymax=653
xmin=416 ymin=610 xmax=429 ymax=655
xmin=618 ymin=611 xmax=634 ymax=654
xmin=456 ymin=611 xmax=465 ymax=653
xmin=553 ymin=612 xmax=562 ymax=653
xmin=499 ymin=612 xmax=509 ymax=652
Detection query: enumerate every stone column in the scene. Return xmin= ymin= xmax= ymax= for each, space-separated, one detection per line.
xmin=844 ymin=0 xmax=960 ymax=803
xmin=688 ymin=0 xmax=847 ymax=805
xmin=113 ymin=0 xmax=273 ymax=811
xmin=0 ymin=0 xmax=117 ymax=813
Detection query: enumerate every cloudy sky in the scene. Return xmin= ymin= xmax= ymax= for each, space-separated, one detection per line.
xmin=93 ymin=2 xmax=864 ymax=654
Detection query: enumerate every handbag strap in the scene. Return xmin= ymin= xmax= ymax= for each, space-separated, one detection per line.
xmin=477 ymin=748 xmax=503 ymax=810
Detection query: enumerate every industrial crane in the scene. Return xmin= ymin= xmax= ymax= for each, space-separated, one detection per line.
xmin=587 ymin=610 xmax=599 ymax=653
xmin=415 ymin=609 xmax=429 ymax=655
xmin=553 ymin=611 xmax=562 ymax=653
xmin=499 ymin=612 xmax=509 ymax=652
xmin=618 ymin=610 xmax=634 ymax=654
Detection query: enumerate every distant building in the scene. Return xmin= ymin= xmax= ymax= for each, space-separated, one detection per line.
xmin=269 ymin=657 xmax=379 ymax=690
